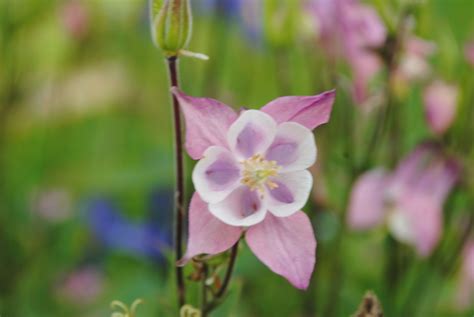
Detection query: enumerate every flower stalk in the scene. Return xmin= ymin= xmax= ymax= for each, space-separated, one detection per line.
xmin=166 ymin=55 xmax=186 ymax=307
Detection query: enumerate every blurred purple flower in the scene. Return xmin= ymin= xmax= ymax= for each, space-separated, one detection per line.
xmin=60 ymin=0 xmax=89 ymax=39
xmin=239 ymin=0 xmax=262 ymax=44
xmin=212 ymin=0 xmax=241 ymax=16
xmin=423 ymin=80 xmax=458 ymax=135
xmin=464 ymin=41 xmax=474 ymax=66
xmin=348 ymin=143 xmax=460 ymax=256
xmin=310 ymin=0 xmax=386 ymax=105
xmin=57 ymin=266 xmax=104 ymax=305
xmin=86 ymin=190 xmax=172 ymax=261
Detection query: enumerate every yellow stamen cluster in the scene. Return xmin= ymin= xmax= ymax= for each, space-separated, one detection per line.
xmin=241 ymin=154 xmax=280 ymax=193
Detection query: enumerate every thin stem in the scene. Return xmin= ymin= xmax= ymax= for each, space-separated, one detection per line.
xmin=361 ymin=95 xmax=391 ymax=169
xmin=201 ymin=263 xmax=209 ymax=317
xmin=204 ymin=240 xmax=240 ymax=313
xmin=216 ymin=241 xmax=239 ymax=298
xmin=399 ymin=204 xmax=474 ymax=316
xmin=359 ymin=7 xmax=411 ymax=172
xmin=166 ymin=56 xmax=186 ymax=307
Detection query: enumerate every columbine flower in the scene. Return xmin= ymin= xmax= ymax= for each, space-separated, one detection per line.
xmin=347 ymin=143 xmax=460 ymax=256
xmin=423 ymin=80 xmax=458 ymax=135
xmin=173 ymin=87 xmax=335 ymax=289
xmin=310 ymin=0 xmax=386 ymax=105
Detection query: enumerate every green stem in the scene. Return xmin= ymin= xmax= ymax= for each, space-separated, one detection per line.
xmin=201 ymin=263 xmax=209 ymax=317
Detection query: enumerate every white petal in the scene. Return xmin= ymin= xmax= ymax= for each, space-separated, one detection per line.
xmin=387 ymin=209 xmax=415 ymax=245
xmin=266 ymin=170 xmax=313 ymax=217
xmin=192 ymin=146 xmax=241 ymax=204
xmin=209 ymin=186 xmax=267 ymax=227
xmin=265 ymin=122 xmax=317 ymax=172
xmin=227 ymin=110 xmax=277 ymax=159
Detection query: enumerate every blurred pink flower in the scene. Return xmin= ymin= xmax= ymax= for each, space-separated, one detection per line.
xmin=347 ymin=168 xmax=389 ymax=229
xmin=465 ymin=41 xmax=474 ymax=66
xmin=348 ymin=143 xmax=460 ymax=256
xmin=423 ymin=80 xmax=458 ymax=135
xmin=456 ymin=241 xmax=474 ymax=308
xmin=310 ymin=0 xmax=386 ymax=104
xmin=57 ymin=267 xmax=104 ymax=305
xmin=396 ymin=36 xmax=436 ymax=82
xmin=60 ymin=0 xmax=89 ymax=39
xmin=173 ymin=87 xmax=336 ymax=289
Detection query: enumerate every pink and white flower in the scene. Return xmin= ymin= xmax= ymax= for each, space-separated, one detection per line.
xmin=347 ymin=143 xmax=460 ymax=257
xmin=396 ymin=36 xmax=436 ymax=82
xmin=173 ymin=87 xmax=336 ymax=289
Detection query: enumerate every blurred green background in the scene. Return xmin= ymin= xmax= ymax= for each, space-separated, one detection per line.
xmin=0 ymin=0 xmax=473 ymax=316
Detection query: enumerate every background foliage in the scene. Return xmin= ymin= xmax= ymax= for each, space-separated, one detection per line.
xmin=0 ymin=0 xmax=473 ymax=316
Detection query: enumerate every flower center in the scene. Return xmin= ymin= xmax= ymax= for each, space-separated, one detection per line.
xmin=241 ymin=154 xmax=280 ymax=193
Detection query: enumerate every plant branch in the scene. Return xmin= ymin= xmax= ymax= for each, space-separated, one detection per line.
xmin=216 ymin=241 xmax=239 ymax=298
xmin=166 ymin=56 xmax=186 ymax=308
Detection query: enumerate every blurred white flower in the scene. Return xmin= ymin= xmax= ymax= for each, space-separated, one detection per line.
xmin=29 ymin=62 xmax=131 ymax=119
xmin=31 ymin=188 xmax=72 ymax=223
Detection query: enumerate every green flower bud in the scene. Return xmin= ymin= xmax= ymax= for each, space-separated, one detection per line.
xmin=150 ymin=0 xmax=192 ymax=57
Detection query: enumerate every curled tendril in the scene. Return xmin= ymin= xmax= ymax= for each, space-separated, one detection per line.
xmin=180 ymin=304 xmax=201 ymax=317
xmin=110 ymin=299 xmax=144 ymax=317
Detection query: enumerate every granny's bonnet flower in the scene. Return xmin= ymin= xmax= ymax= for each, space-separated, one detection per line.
xmin=310 ymin=0 xmax=386 ymax=105
xmin=347 ymin=143 xmax=460 ymax=256
xmin=193 ymin=110 xmax=316 ymax=226
xmin=173 ymin=87 xmax=336 ymax=289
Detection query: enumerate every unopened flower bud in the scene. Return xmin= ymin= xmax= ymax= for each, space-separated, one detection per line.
xmin=150 ymin=0 xmax=192 ymax=57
